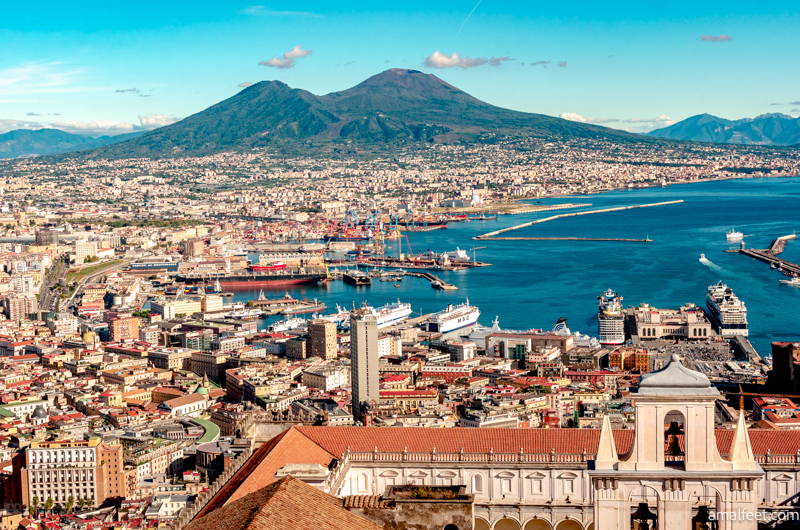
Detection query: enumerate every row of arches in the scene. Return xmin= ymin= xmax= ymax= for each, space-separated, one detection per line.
xmin=475 ymin=518 xmax=591 ymax=530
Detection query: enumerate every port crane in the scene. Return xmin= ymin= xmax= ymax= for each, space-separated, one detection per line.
xmin=470 ymin=246 xmax=486 ymax=264
xmin=723 ymin=384 xmax=800 ymax=411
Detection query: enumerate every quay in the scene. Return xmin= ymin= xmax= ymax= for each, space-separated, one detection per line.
xmin=477 ymin=237 xmax=652 ymax=242
xmin=474 ymin=200 xmax=684 ymax=240
xmin=408 ymin=271 xmax=458 ymax=291
xmin=497 ymin=202 xmax=593 ymax=215
xmin=732 ymin=234 xmax=800 ymax=276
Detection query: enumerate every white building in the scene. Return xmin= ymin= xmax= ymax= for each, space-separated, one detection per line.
xmin=302 ymin=366 xmax=350 ymax=391
xmin=158 ymin=394 xmax=207 ymax=417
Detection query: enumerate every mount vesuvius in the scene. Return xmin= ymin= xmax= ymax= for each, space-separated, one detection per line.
xmin=81 ymin=69 xmax=646 ymax=159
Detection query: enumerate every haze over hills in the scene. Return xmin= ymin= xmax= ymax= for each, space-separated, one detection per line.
xmin=0 ymin=128 xmax=143 ymax=159
xmin=648 ymin=113 xmax=800 ymax=146
xmin=80 ymin=69 xmax=647 ymax=159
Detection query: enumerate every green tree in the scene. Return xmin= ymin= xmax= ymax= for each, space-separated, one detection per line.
xmin=32 ymin=495 xmax=39 ymax=515
xmin=66 ymin=495 xmax=74 ymax=513
xmin=44 ymin=497 xmax=53 ymax=515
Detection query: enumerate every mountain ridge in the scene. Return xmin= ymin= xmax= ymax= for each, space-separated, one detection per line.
xmin=648 ymin=113 xmax=800 ymax=145
xmin=79 ymin=69 xmax=648 ymax=159
xmin=0 ymin=128 xmax=144 ymax=159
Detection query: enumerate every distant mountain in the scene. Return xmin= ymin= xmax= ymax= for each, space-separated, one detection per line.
xmin=82 ymin=69 xmax=646 ymax=159
xmin=648 ymin=113 xmax=800 ymax=146
xmin=0 ymin=128 xmax=144 ymax=159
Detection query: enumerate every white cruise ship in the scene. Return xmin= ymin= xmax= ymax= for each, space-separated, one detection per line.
xmin=706 ymin=281 xmax=748 ymax=337
xmin=552 ymin=317 xmax=601 ymax=348
xmin=726 ymin=229 xmax=744 ymax=240
xmin=597 ymin=289 xmax=625 ymax=345
xmin=335 ymin=300 xmax=413 ymax=330
xmin=427 ymin=300 xmax=480 ymax=334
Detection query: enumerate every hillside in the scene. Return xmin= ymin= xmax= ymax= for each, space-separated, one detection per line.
xmin=648 ymin=113 xmax=800 ymax=146
xmin=0 ymin=128 xmax=143 ymax=159
xmin=82 ymin=69 xmax=646 ymax=159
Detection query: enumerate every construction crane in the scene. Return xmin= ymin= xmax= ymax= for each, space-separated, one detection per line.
xmin=470 ymin=246 xmax=486 ymax=264
xmin=723 ymin=384 xmax=800 ymax=411
xmin=403 ymin=233 xmax=417 ymax=260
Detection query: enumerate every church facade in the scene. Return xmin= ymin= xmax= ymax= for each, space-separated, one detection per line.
xmin=196 ymin=356 xmax=800 ymax=529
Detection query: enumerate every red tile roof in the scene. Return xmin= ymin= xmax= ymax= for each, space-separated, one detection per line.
xmin=185 ymin=476 xmax=381 ymax=530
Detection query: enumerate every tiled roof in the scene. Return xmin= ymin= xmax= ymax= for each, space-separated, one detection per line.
xmin=343 ymin=495 xmax=395 ymax=509
xmin=186 ymin=476 xmax=381 ymax=530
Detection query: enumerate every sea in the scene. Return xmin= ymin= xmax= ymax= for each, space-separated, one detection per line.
xmin=232 ymin=176 xmax=800 ymax=358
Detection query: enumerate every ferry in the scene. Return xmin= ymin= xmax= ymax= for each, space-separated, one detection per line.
xmin=597 ymin=289 xmax=625 ymax=345
xmin=268 ymin=318 xmax=307 ymax=333
xmin=780 ymin=275 xmax=800 ymax=287
xmin=726 ymin=229 xmax=744 ymax=240
xmin=706 ymin=281 xmax=748 ymax=337
xmin=426 ymin=300 xmax=480 ymax=334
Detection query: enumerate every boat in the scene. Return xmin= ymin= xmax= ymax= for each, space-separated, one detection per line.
xmin=700 ymin=253 xmax=706 ymax=261
xmin=281 ymin=299 xmax=327 ymax=315
xmin=551 ymin=317 xmax=601 ymax=348
xmin=597 ymin=289 xmax=625 ymax=345
xmin=426 ymin=300 xmax=480 ymax=334
xmin=726 ymin=229 xmax=744 ymax=240
xmin=394 ymin=283 xmax=401 ymax=288
xmin=706 ymin=281 xmax=748 ymax=337
xmin=343 ymin=270 xmax=371 ymax=286
xmin=780 ymin=275 xmax=800 ymax=287
xmin=268 ymin=318 xmax=308 ymax=333
xmin=224 ymin=308 xmax=265 ymax=320
xmin=771 ymin=263 xmax=777 ymax=269
xmin=250 ymin=260 xmax=287 ymax=271
xmin=176 ymin=266 xmax=327 ymax=288
xmin=442 ymin=248 xmax=470 ymax=262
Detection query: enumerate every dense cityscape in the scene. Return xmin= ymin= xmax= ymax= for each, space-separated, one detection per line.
xmin=0 ymin=130 xmax=796 ymax=529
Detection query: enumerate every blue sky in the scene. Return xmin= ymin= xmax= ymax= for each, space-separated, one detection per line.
xmin=1 ymin=1 xmax=799 ymax=136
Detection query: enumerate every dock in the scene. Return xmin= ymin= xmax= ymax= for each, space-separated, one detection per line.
xmin=477 ymin=237 xmax=652 ymax=242
xmin=407 ymin=271 xmax=458 ymax=290
xmin=732 ymin=234 xmax=800 ymax=275
xmin=474 ymin=200 xmax=683 ymax=240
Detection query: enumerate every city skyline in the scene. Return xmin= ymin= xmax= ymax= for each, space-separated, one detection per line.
xmin=2 ymin=0 xmax=799 ymax=136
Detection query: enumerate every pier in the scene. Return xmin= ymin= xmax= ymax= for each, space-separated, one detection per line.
xmin=409 ymin=271 xmax=458 ymax=290
xmin=477 ymin=237 xmax=652 ymax=242
xmin=474 ymin=200 xmax=684 ymax=240
xmin=732 ymin=234 xmax=800 ymax=275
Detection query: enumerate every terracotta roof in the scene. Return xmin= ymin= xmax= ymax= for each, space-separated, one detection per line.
xmin=343 ymin=495 xmax=395 ymax=509
xmin=186 ymin=476 xmax=381 ymax=530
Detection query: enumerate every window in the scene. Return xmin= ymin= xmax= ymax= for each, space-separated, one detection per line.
xmin=501 ymin=479 xmax=512 ymax=494
xmin=471 ymin=474 xmax=484 ymax=494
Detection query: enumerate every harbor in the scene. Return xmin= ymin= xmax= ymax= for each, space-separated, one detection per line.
xmin=474 ymin=199 xmax=684 ymax=240
xmin=729 ymin=234 xmax=800 ymax=276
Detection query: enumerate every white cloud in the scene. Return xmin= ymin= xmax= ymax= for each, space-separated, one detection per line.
xmin=0 ymin=113 xmax=178 ymax=136
xmin=424 ymin=51 xmax=487 ymax=69
xmin=240 ymin=6 xmax=322 ymax=17
xmin=489 ymin=56 xmax=513 ymax=67
xmin=259 ymin=45 xmax=312 ymax=69
xmin=621 ymin=114 xmax=677 ymax=133
xmin=560 ymin=112 xmax=618 ymax=124
xmin=238 ymin=82 xmax=254 ymax=88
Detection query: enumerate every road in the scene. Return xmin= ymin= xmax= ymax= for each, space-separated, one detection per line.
xmin=39 ymin=258 xmax=134 ymax=313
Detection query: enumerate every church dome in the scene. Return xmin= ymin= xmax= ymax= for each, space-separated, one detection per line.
xmin=195 ymin=386 xmax=209 ymax=395
xmin=31 ymin=405 xmax=48 ymax=420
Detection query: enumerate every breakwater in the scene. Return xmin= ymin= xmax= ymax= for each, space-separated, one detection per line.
xmin=474 ymin=200 xmax=684 ymax=240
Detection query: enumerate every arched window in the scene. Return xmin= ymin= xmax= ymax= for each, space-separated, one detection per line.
xmin=471 ymin=474 xmax=484 ymax=494
xmin=357 ymin=473 xmax=369 ymax=493
xmin=444 ymin=525 xmax=459 ymax=530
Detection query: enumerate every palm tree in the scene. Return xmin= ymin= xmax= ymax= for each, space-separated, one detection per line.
xmin=66 ymin=495 xmax=74 ymax=513
xmin=44 ymin=497 xmax=53 ymax=515
xmin=31 ymin=495 xmax=39 ymax=518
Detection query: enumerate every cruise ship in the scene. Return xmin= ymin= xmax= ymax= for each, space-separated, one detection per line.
xmin=426 ymin=300 xmax=481 ymax=334
xmin=321 ymin=300 xmax=413 ymax=330
xmin=597 ymin=289 xmax=625 ymax=345
xmin=706 ymin=281 xmax=749 ymax=337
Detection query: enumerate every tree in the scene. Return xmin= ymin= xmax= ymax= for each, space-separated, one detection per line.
xmin=44 ymin=497 xmax=53 ymax=515
xmin=32 ymin=495 xmax=39 ymax=515
xmin=66 ymin=495 xmax=74 ymax=513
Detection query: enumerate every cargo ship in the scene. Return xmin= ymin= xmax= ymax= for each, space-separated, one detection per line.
xmin=706 ymin=281 xmax=748 ymax=337
xmin=176 ymin=267 xmax=327 ymax=288
xmin=597 ymin=289 xmax=625 ymax=345
xmin=426 ymin=300 xmax=480 ymax=333
xmin=343 ymin=270 xmax=371 ymax=286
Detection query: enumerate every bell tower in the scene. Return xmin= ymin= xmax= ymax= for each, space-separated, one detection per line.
xmin=590 ymin=355 xmax=763 ymax=530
